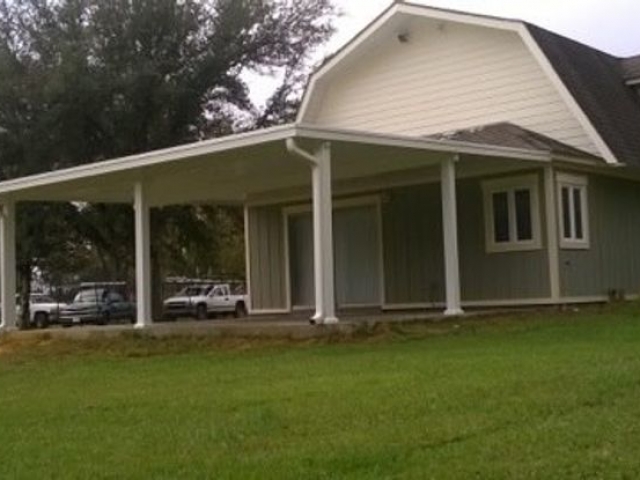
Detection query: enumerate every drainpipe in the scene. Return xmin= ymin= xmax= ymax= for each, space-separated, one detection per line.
xmin=286 ymin=139 xmax=338 ymax=325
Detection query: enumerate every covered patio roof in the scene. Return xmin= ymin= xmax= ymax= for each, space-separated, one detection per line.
xmin=0 ymin=124 xmax=551 ymax=206
xmin=0 ymin=122 xmax=559 ymax=331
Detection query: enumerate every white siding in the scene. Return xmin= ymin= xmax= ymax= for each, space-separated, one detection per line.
xmin=304 ymin=20 xmax=598 ymax=155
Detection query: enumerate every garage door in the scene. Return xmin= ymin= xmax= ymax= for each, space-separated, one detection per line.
xmin=288 ymin=204 xmax=381 ymax=308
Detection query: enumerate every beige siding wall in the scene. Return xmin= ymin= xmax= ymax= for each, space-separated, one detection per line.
xmin=247 ymin=206 xmax=287 ymax=311
xmin=306 ymin=21 xmax=597 ymax=155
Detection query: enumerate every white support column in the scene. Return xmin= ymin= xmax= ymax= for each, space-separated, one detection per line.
xmin=313 ymin=143 xmax=337 ymax=324
xmin=0 ymin=200 xmax=16 ymax=330
xmin=311 ymin=164 xmax=325 ymax=323
xmin=441 ymin=156 xmax=464 ymax=317
xmin=286 ymin=139 xmax=338 ymax=325
xmin=243 ymin=205 xmax=253 ymax=314
xmin=544 ymin=166 xmax=561 ymax=302
xmin=134 ymin=182 xmax=152 ymax=328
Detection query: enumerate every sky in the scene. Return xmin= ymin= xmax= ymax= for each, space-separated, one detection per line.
xmin=249 ymin=0 xmax=640 ymax=106
xmin=329 ymin=0 xmax=640 ymax=56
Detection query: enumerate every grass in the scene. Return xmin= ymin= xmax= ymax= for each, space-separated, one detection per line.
xmin=2 ymin=305 xmax=640 ymax=478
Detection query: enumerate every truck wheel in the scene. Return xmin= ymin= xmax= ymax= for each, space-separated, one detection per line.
xmin=34 ymin=312 xmax=49 ymax=329
xmin=234 ymin=302 xmax=247 ymax=318
xmin=196 ymin=304 xmax=208 ymax=320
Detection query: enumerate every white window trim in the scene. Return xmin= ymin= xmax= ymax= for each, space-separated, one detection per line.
xmin=556 ymin=173 xmax=590 ymax=250
xmin=482 ymin=174 xmax=542 ymax=253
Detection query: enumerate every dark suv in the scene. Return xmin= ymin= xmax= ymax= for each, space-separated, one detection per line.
xmin=59 ymin=287 xmax=135 ymax=326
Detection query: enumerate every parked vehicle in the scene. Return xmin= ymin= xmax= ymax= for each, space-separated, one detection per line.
xmin=15 ymin=293 xmax=67 ymax=329
xmin=59 ymin=283 xmax=135 ymax=326
xmin=163 ymin=283 xmax=247 ymax=320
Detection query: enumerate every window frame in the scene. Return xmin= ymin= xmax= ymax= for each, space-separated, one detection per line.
xmin=556 ymin=173 xmax=590 ymax=250
xmin=482 ymin=174 xmax=542 ymax=253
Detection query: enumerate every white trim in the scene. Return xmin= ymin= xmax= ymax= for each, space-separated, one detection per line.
xmin=482 ymin=174 xmax=542 ymax=253
xmin=441 ymin=156 xmax=463 ymax=316
xmin=298 ymin=2 xmax=524 ymax=122
xmin=625 ymin=78 xmax=640 ymax=86
xmin=544 ymin=166 xmax=561 ymax=301
xmin=383 ymin=295 xmax=610 ymax=310
xmin=295 ymin=124 xmax=551 ymax=162
xmin=292 ymin=305 xmax=313 ymax=312
xmin=247 ymin=163 xmax=544 ymax=208
xmin=314 ymin=145 xmax=337 ymax=324
xmin=376 ymin=197 xmax=387 ymax=307
xmin=339 ymin=303 xmax=381 ymax=309
xmin=243 ymin=205 xmax=253 ymax=314
xmin=297 ymin=3 xmax=401 ymax=121
xmin=282 ymin=207 xmax=293 ymax=313
xmin=556 ymin=172 xmax=590 ymax=250
xmin=0 ymin=124 xmax=551 ymax=204
xmin=0 ymin=201 xmax=16 ymax=330
xmin=297 ymin=2 xmax=616 ymax=164
xmin=249 ymin=309 xmax=291 ymax=316
xmin=516 ymin=25 xmax=618 ymax=164
xmin=0 ymin=124 xmax=295 ymax=198
xmin=134 ymin=182 xmax=152 ymax=328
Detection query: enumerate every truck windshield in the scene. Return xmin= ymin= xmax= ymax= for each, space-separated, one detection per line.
xmin=178 ymin=286 xmax=212 ymax=297
xmin=73 ymin=290 xmax=103 ymax=303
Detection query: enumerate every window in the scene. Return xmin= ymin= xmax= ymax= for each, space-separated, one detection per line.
xmin=212 ymin=287 xmax=224 ymax=297
xmin=482 ymin=175 xmax=541 ymax=253
xmin=557 ymin=173 xmax=589 ymax=249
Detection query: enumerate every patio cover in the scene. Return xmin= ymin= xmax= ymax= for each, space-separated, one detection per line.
xmin=0 ymin=123 xmax=553 ymax=329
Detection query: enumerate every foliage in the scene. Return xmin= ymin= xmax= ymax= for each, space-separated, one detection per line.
xmin=0 ymin=0 xmax=336 ymax=322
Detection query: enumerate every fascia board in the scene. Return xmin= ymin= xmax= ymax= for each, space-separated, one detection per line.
xmin=297 ymin=3 xmax=522 ymax=122
xmin=0 ymin=124 xmax=297 ymax=197
xmin=294 ymin=124 xmax=551 ymax=162
xmin=516 ymin=24 xmax=619 ymax=165
xmin=297 ymin=3 xmax=401 ymax=122
xmin=0 ymin=123 xmax=550 ymax=202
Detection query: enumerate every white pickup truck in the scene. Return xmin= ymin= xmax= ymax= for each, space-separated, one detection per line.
xmin=163 ymin=283 xmax=248 ymax=320
xmin=16 ymin=293 xmax=67 ymax=329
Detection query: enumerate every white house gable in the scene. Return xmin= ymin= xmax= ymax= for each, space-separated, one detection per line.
xmin=302 ymin=17 xmax=599 ymax=156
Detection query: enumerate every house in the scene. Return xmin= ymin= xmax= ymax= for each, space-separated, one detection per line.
xmin=1 ymin=1 xmax=639 ymax=328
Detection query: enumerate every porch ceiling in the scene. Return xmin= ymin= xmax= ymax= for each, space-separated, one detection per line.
xmin=0 ymin=124 xmax=550 ymax=206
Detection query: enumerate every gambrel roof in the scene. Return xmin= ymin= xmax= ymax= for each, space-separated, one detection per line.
xmin=621 ymin=55 xmax=640 ymax=82
xmin=528 ymin=25 xmax=640 ymax=168
xmin=428 ymin=122 xmax=600 ymax=161
xmin=300 ymin=1 xmax=640 ymax=168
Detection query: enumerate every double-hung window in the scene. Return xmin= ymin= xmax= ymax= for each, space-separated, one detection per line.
xmin=482 ymin=175 xmax=541 ymax=253
xmin=557 ymin=173 xmax=589 ymax=249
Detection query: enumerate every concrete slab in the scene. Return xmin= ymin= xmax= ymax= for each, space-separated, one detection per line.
xmin=1 ymin=310 xmax=460 ymax=341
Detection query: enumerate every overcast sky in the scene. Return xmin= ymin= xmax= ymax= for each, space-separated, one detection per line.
xmin=249 ymin=0 xmax=640 ymax=106
xmin=330 ymin=0 xmax=640 ymax=55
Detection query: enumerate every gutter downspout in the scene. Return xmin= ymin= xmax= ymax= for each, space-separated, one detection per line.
xmin=286 ymin=139 xmax=338 ymax=325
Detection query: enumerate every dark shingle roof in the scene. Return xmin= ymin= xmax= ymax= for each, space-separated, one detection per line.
xmin=526 ymin=24 xmax=640 ymax=167
xmin=428 ymin=122 xmax=599 ymax=159
xmin=621 ymin=55 xmax=640 ymax=81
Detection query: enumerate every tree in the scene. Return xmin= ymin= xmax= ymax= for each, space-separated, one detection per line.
xmin=0 ymin=0 xmax=336 ymax=325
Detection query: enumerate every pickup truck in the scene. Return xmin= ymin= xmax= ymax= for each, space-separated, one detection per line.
xmin=59 ymin=286 xmax=136 ymax=326
xmin=16 ymin=293 xmax=67 ymax=329
xmin=163 ymin=283 xmax=248 ymax=320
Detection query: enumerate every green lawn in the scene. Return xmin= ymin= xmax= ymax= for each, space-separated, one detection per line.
xmin=2 ymin=306 xmax=640 ymax=479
